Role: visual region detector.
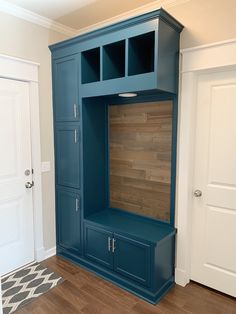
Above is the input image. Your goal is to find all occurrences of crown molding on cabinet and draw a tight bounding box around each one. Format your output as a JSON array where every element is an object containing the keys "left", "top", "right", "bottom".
[{"left": 0, "top": 0, "right": 77, "bottom": 36}]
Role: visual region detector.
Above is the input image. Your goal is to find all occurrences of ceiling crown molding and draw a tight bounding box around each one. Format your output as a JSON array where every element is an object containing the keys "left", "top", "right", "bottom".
[
  {"left": 0, "top": 0, "right": 189, "bottom": 38},
  {"left": 0, "top": 0, "right": 77, "bottom": 36},
  {"left": 74, "top": 0, "right": 189, "bottom": 37}
]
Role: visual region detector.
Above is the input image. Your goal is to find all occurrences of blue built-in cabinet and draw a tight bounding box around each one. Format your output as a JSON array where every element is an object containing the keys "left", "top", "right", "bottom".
[
  {"left": 84, "top": 224, "right": 152, "bottom": 286},
  {"left": 53, "top": 55, "right": 80, "bottom": 122},
  {"left": 56, "top": 187, "right": 81, "bottom": 255},
  {"left": 55, "top": 123, "right": 80, "bottom": 189},
  {"left": 50, "top": 8, "right": 183, "bottom": 304}
]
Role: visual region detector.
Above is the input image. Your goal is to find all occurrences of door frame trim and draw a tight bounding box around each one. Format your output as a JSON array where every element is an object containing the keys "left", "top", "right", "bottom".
[
  {"left": 0, "top": 54, "right": 45, "bottom": 262},
  {"left": 175, "top": 38, "right": 236, "bottom": 286}
]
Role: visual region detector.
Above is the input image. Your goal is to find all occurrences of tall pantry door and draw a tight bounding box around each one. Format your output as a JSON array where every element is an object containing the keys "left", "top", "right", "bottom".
[
  {"left": 0, "top": 78, "right": 34, "bottom": 276},
  {"left": 191, "top": 69, "right": 236, "bottom": 297}
]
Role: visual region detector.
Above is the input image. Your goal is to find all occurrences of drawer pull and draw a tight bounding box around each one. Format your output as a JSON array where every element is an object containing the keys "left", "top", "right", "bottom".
[
  {"left": 74, "top": 129, "right": 78, "bottom": 143},
  {"left": 75, "top": 198, "right": 80, "bottom": 212},
  {"left": 73, "top": 104, "right": 77, "bottom": 118},
  {"left": 108, "top": 237, "right": 112, "bottom": 252},
  {"left": 112, "top": 238, "right": 116, "bottom": 253}
]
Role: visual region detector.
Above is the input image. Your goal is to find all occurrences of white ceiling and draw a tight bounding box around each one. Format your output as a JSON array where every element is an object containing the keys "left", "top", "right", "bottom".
[{"left": 3, "top": 0, "right": 97, "bottom": 19}]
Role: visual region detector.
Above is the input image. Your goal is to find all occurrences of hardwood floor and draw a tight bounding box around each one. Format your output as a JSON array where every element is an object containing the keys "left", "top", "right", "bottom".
[{"left": 16, "top": 256, "right": 236, "bottom": 314}]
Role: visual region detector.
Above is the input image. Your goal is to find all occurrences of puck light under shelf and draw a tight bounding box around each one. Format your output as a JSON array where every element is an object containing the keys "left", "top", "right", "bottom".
[{"left": 118, "top": 93, "right": 137, "bottom": 97}]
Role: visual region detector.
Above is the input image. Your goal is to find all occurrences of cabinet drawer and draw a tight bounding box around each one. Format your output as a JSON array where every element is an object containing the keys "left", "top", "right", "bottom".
[
  {"left": 114, "top": 234, "right": 151, "bottom": 287},
  {"left": 55, "top": 123, "right": 80, "bottom": 189},
  {"left": 56, "top": 188, "right": 81, "bottom": 254},
  {"left": 84, "top": 225, "right": 113, "bottom": 269}
]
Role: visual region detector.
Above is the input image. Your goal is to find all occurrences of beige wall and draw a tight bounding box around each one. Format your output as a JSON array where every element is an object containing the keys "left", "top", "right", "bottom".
[
  {"left": 0, "top": 11, "right": 68, "bottom": 250},
  {"left": 57, "top": 0, "right": 153, "bottom": 29},
  {"left": 57, "top": 0, "right": 236, "bottom": 49},
  {"left": 168, "top": 0, "right": 236, "bottom": 49}
]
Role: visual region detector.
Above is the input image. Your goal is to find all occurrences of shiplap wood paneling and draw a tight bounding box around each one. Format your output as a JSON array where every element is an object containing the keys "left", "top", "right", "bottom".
[{"left": 109, "top": 100, "right": 172, "bottom": 221}]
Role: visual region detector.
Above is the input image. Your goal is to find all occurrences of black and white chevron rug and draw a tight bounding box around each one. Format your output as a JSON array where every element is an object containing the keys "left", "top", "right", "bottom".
[{"left": 1, "top": 262, "right": 63, "bottom": 314}]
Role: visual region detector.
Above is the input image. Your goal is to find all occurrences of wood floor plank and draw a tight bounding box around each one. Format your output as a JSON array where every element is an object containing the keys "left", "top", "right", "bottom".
[
  {"left": 81, "top": 283, "right": 133, "bottom": 313},
  {"left": 15, "top": 256, "right": 236, "bottom": 314}
]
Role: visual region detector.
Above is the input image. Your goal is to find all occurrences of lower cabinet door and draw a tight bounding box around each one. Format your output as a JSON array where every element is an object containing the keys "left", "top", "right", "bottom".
[
  {"left": 84, "top": 225, "right": 113, "bottom": 269},
  {"left": 113, "top": 234, "right": 151, "bottom": 287},
  {"left": 56, "top": 188, "right": 81, "bottom": 254}
]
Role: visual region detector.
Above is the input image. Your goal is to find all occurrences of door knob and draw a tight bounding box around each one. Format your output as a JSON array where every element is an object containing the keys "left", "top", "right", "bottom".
[
  {"left": 25, "top": 181, "right": 34, "bottom": 189},
  {"left": 194, "top": 189, "right": 202, "bottom": 197}
]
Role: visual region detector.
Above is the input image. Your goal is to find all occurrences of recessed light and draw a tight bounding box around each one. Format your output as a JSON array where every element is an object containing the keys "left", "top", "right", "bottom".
[{"left": 118, "top": 93, "right": 137, "bottom": 98}]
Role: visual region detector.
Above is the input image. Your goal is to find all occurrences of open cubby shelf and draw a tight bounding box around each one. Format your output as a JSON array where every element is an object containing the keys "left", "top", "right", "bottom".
[
  {"left": 103, "top": 40, "right": 125, "bottom": 80},
  {"left": 81, "top": 47, "right": 100, "bottom": 84},
  {"left": 128, "top": 31, "right": 155, "bottom": 76},
  {"left": 81, "top": 32, "right": 155, "bottom": 84}
]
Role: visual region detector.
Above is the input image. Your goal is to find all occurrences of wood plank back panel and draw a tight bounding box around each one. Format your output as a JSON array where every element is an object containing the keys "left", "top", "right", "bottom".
[{"left": 109, "top": 101, "right": 172, "bottom": 221}]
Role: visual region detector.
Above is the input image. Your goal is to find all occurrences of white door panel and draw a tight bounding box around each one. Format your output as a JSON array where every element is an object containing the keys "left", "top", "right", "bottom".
[
  {"left": 0, "top": 78, "right": 34, "bottom": 276},
  {"left": 206, "top": 206, "right": 236, "bottom": 273},
  {"left": 208, "top": 84, "right": 236, "bottom": 187},
  {"left": 191, "top": 70, "right": 236, "bottom": 297}
]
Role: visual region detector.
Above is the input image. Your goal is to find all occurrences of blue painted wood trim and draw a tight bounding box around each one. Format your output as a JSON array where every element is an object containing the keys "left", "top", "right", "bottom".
[
  {"left": 84, "top": 210, "right": 176, "bottom": 245},
  {"left": 106, "top": 91, "right": 174, "bottom": 105},
  {"left": 49, "top": 8, "right": 183, "bottom": 53},
  {"left": 80, "top": 72, "right": 157, "bottom": 97},
  {"left": 104, "top": 103, "right": 110, "bottom": 209}
]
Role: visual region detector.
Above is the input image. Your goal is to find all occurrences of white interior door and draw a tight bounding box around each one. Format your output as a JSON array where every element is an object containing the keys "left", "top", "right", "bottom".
[
  {"left": 191, "top": 69, "right": 236, "bottom": 297},
  {"left": 0, "top": 78, "right": 34, "bottom": 276}
]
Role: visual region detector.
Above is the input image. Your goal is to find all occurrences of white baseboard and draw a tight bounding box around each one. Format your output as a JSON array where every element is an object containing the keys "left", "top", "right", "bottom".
[
  {"left": 175, "top": 268, "right": 190, "bottom": 286},
  {"left": 35, "top": 247, "right": 46, "bottom": 262},
  {"left": 1, "top": 261, "right": 35, "bottom": 279},
  {"left": 35, "top": 246, "right": 56, "bottom": 262},
  {"left": 44, "top": 247, "right": 56, "bottom": 260}
]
